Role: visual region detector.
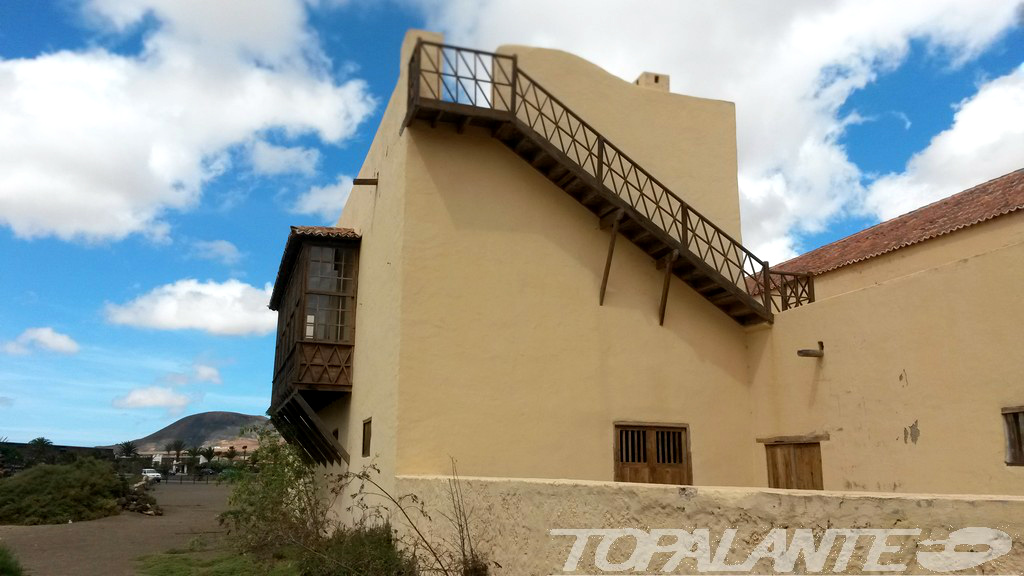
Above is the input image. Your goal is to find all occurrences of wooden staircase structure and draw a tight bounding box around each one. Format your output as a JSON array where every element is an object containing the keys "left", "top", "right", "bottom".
[{"left": 402, "top": 41, "right": 813, "bottom": 325}]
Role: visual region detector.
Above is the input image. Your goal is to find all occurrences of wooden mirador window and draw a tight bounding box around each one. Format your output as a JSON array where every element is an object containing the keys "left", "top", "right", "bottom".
[
  {"left": 614, "top": 422, "right": 692, "bottom": 485},
  {"left": 1003, "top": 407, "right": 1024, "bottom": 466},
  {"left": 304, "top": 246, "right": 358, "bottom": 344}
]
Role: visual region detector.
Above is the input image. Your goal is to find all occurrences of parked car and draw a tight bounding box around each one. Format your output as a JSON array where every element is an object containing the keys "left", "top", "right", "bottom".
[{"left": 141, "top": 468, "right": 163, "bottom": 483}]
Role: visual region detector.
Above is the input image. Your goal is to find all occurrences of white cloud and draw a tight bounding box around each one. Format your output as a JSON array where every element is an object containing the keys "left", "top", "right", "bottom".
[
  {"left": 866, "top": 65, "right": 1024, "bottom": 220},
  {"left": 192, "top": 239, "right": 243, "bottom": 266},
  {"left": 113, "top": 386, "right": 192, "bottom": 412},
  {"left": 410, "top": 0, "right": 1022, "bottom": 261},
  {"left": 251, "top": 140, "right": 320, "bottom": 175},
  {"left": 105, "top": 279, "right": 276, "bottom": 336},
  {"left": 159, "top": 361, "right": 223, "bottom": 386},
  {"left": 193, "top": 363, "right": 222, "bottom": 384},
  {"left": 0, "top": 0, "right": 374, "bottom": 242},
  {"left": 292, "top": 174, "right": 353, "bottom": 222},
  {"left": 2, "top": 327, "right": 80, "bottom": 355}
]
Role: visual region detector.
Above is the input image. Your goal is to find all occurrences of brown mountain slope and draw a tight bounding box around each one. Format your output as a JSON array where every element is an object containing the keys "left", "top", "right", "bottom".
[{"left": 128, "top": 411, "right": 269, "bottom": 453}]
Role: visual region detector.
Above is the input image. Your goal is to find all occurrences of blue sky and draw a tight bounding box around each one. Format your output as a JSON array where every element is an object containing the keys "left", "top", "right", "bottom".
[{"left": 1, "top": 1, "right": 1021, "bottom": 445}]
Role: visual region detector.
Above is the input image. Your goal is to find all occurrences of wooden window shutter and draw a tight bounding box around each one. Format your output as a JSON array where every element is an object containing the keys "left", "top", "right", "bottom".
[{"left": 614, "top": 423, "right": 692, "bottom": 485}]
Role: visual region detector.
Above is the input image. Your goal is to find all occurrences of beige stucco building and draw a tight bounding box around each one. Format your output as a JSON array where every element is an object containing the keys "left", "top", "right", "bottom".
[{"left": 268, "top": 29, "right": 1024, "bottom": 503}]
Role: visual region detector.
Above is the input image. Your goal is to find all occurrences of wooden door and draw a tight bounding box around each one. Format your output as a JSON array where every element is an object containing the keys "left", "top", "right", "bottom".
[
  {"left": 765, "top": 442, "right": 823, "bottom": 489},
  {"left": 614, "top": 424, "right": 692, "bottom": 485}
]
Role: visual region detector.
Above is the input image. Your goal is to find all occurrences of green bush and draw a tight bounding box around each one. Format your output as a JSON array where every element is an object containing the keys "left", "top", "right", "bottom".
[
  {"left": 0, "top": 543, "right": 25, "bottom": 575},
  {"left": 303, "top": 523, "right": 418, "bottom": 576},
  {"left": 0, "top": 458, "right": 125, "bottom": 525}
]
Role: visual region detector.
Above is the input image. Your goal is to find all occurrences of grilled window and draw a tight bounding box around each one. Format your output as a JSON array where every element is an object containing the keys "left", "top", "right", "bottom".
[{"left": 614, "top": 423, "right": 691, "bottom": 485}]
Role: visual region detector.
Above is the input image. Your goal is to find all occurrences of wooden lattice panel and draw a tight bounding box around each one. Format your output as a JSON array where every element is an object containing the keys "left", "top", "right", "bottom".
[{"left": 296, "top": 342, "right": 353, "bottom": 387}]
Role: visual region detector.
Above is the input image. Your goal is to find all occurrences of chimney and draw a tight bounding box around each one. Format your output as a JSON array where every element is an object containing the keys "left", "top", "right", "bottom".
[{"left": 633, "top": 72, "right": 670, "bottom": 92}]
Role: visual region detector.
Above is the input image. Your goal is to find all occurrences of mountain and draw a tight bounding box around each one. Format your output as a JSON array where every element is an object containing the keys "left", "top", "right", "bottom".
[{"left": 128, "top": 411, "right": 269, "bottom": 453}]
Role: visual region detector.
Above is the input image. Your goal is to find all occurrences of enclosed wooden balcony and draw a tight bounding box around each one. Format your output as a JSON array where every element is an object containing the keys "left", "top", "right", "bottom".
[{"left": 268, "top": 226, "right": 359, "bottom": 466}]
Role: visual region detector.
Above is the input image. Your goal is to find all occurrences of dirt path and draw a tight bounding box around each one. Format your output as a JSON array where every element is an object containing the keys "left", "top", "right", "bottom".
[{"left": 0, "top": 481, "right": 232, "bottom": 576}]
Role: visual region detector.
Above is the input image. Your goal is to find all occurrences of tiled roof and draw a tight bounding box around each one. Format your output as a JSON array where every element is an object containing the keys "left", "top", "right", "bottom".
[
  {"left": 776, "top": 169, "right": 1024, "bottom": 275},
  {"left": 269, "top": 226, "right": 361, "bottom": 310},
  {"left": 289, "top": 225, "right": 361, "bottom": 239}
]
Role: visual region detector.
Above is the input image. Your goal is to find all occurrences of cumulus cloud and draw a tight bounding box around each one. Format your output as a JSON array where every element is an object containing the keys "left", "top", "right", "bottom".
[
  {"left": 865, "top": 65, "right": 1024, "bottom": 220},
  {"left": 292, "top": 175, "right": 353, "bottom": 222},
  {"left": 0, "top": 0, "right": 374, "bottom": 242},
  {"left": 410, "top": 0, "right": 1022, "bottom": 260},
  {"left": 113, "top": 386, "right": 192, "bottom": 413},
  {"left": 105, "top": 279, "right": 276, "bottom": 336},
  {"left": 160, "top": 361, "right": 223, "bottom": 386},
  {"left": 191, "top": 239, "right": 243, "bottom": 266},
  {"left": 2, "top": 327, "right": 80, "bottom": 355},
  {"left": 251, "top": 140, "right": 320, "bottom": 175},
  {"left": 192, "top": 363, "right": 222, "bottom": 384}
]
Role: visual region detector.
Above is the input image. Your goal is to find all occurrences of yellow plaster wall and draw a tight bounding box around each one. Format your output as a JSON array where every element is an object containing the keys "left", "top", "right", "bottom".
[
  {"left": 393, "top": 120, "right": 755, "bottom": 486},
  {"left": 328, "top": 30, "right": 446, "bottom": 493},
  {"left": 500, "top": 45, "right": 743, "bottom": 241},
  {"left": 749, "top": 230, "right": 1024, "bottom": 494},
  {"left": 812, "top": 211, "right": 1024, "bottom": 299}
]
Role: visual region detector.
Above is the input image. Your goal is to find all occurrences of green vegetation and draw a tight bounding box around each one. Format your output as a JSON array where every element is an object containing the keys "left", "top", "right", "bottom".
[
  {"left": 0, "top": 458, "right": 125, "bottom": 525},
  {"left": 0, "top": 543, "right": 25, "bottom": 576},
  {"left": 137, "top": 548, "right": 300, "bottom": 576},
  {"left": 218, "top": 425, "right": 488, "bottom": 576},
  {"left": 116, "top": 440, "right": 140, "bottom": 459}
]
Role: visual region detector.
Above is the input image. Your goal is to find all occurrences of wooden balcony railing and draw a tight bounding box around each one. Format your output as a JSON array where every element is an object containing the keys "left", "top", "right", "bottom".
[
  {"left": 271, "top": 340, "right": 353, "bottom": 411},
  {"left": 404, "top": 41, "right": 814, "bottom": 323}
]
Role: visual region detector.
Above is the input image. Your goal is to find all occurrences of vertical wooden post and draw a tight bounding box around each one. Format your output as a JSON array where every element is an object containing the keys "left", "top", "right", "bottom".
[
  {"left": 509, "top": 55, "right": 518, "bottom": 117},
  {"left": 600, "top": 210, "right": 624, "bottom": 306},
  {"left": 597, "top": 137, "right": 605, "bottom": 187},
  {"left": 762, "top": 261, "right": 772, "bottom": 314},
  {"left": 659, "top": 250, "right": 679, "bottom": 325},
  {"left": 680, "top": 205, "right": 689, "bottom": 251}
]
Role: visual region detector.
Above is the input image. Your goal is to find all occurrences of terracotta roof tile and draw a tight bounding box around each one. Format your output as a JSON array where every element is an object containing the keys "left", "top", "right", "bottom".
[
  {"left": 776, "top": 169, "right": 1024, "bottom": 275},
  {"left": 269, "top": 226, "right": 361, "bottom": 310}
]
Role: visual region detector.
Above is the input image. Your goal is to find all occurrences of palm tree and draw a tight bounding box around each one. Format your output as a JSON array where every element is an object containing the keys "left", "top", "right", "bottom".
[
  {"left": 225, "top": 446, "right": 238, "bottom": 461},
  {"left": 169, "top": 439, "right": 187, "bottom": 463},
  {"left": 116, "top": 440, "right": 139, "bottom": 459},
  {"left": 27, "top": 437, "right": 53, "bottom": 465},
  {"left": 200, "top": 446, "right": 215, "bottom": 466},
  {"left": 187, "top": 445, "right": 202, "bottom": 474}
]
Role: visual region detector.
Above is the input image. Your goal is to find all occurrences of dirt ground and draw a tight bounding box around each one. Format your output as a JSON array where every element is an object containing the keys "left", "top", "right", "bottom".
[{"left": 0, "top": 480, "right": 232, "bottom": 576}]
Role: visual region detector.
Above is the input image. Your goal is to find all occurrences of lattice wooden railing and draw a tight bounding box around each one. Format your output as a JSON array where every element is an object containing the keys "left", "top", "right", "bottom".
[{"left": 406, "top": 41, "right": 813, "bottom": 318}]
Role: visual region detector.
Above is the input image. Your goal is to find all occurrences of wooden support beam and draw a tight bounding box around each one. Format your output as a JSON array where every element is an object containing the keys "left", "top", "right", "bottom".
[
  {"left": 659, "top": 250, "right": 679, "bottom": 325},
  {"left": 457, "top": 116, "right": 472, "bottom": 134},
  {"left": 599, "top": 210, "right": 624, "bottom": 306},
  {"left": 352, "top": 178, "right": 378, "bottom": 186},
  {"left": 599, "top": 208, "right": 624, "bottom": 230}
]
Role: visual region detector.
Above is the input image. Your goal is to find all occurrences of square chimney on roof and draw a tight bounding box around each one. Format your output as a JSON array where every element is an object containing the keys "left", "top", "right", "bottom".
[{"left": 634, "top": 72, "right": 670, "bottom": 92}]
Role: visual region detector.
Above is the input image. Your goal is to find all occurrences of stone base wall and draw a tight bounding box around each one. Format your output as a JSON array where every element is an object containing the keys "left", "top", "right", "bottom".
[{"left": 395, "top": 475, "right": 1024, "bottom": 576}]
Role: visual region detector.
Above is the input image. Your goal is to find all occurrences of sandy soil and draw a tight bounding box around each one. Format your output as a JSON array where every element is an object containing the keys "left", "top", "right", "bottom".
[{"left": 0, "top": 480, "right": 231, "bottom": 576}]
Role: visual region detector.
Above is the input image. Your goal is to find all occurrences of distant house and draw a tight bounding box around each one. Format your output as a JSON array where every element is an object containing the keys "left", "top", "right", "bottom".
[{"left": 267, "top": 30, "right": 1024, "bottom": 501}]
